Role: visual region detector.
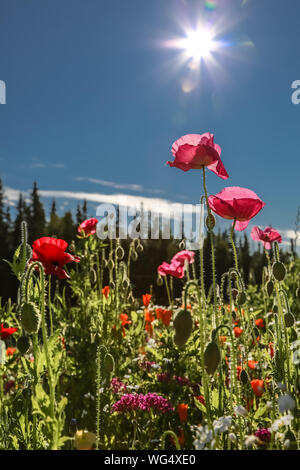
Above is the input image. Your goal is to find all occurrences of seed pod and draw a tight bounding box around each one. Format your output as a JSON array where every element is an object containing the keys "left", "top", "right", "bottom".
[
  {"left": 17, "top": 335, "right": 31, "bottom": 354},
  {"left": 179, "top": 240, "right": 185, "bottom": 250},
  {"left": 237, "top": 291, "right": 247, "bottom": 306},
  {"left": 173, "top": 309, "right": 193, "bottom": 349},
  {"left": 204, "top": 341, "right": 221, "bottom": 375},
  {"left": 107, "top": 258, "right": 114, "bottom": 271},
  {"left": 266, "top": 280, "right": 274, "bottom": 297},
  {"left": 272, "top": 261, "right": 286, "bottom": 281},
  {"left": 104, "top": 353, "right": 115, "bottom": 373},
  {"left": 116, "top": 245, "right": 125, "bottom": 260},
  {"left": 206, "top": 213, "right": 216, "bottom": 231},
  {"left": 284, "top": 312, "right": 295, "bottom": 328},
  {"left": 21, "top": 302, "right": 41, "bottom": 334},
  {"left": 240, "top": 369, "right": 249, "bottom": 385},
  {"left": 131, "top": 250, "right": 138, "bottom": 262},
  {"left": 89, "top": 268, "right": 97, "bottom": 285},
  {"left": 156, "top": 275, "right": 163, "bottom": 287}
]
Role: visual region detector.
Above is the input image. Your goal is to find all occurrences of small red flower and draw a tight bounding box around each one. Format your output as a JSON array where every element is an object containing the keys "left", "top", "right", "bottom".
[
  {"left": 78, "top": 218, "right": 99, "bottom": 236},
  {"left": 251, "top": 379, "right": 264, "bottom": 397},
  {"left": 219, "top": 335, "right": 227, "bottom": 344},
  {"left": 1, "top": 324, "right": 18, "bottom": 340},
  {"left": 142, "top": 294, "right": 152, "bottom": 308},
  {"left": 195, "top": 395, "right": 206, "bottom": 406},
  {"left": 32, "top": 237, "right": 80, "bottom": 279},
  {"left": 248, "top": 360, "right": 258, "bottom": 370},
  {"left": 237, "top": 366, "right": 242, "bottom": 380},
  {"left": 177, "top": 403, "right": 188, "bottom": 422},
  {"left": 234, "top": 327, "right": 243, "bottom": 338},
  {"left": 120, "top": 313, "right": 131, "bottom": 337},
  {"left": 255, "top": 318, "right": 265, "bottom": 329},
  {"left": 6, "top": 347, "right": 16, "bottom": 357},
  {"left": 156, "top": 308, "right": 172, "bottom": 326},
  {"left": 269, "top": 342, "right": 274, "bottom": 358},
  {"left": 145, "top": 310, "right": 155, "bottom": 323},
  {"left": 102, "top": 286, "right": 110, "bottom": 298}
]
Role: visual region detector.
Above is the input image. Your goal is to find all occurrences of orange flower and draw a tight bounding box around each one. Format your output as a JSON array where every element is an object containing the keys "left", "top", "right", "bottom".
[
  {"left": 181, "top": 304, "right": 192, "bottom": 310},
  {"left": 142, "top": 294, "right": 152, "bottom": 307},
  {"left": 177, "top": 403, "right": 188, "bottom": 422},
  {"left": 251, "top": 379, "right": 264, "bottom": 397},
  {"left": 6, "top": 347, "right": 16, "bottom": 357},
  {"left": 234, "top": 327, "right": 243, "bottom": 338},
  {"left": 145, "top": 309, "right": 155, "bottom": 323},
  {"left": 120, "top": 313, "right": 131, "bottom": 337},
  {"left": 102, "top": 286, "right": 110, "bottom": 298},
  {"left": 255, "top": 318, "right": 265, "bottom": 329},
  {"left": 219, "top": 335, "right": 227, "bottom": 344},
  {"left": 269, "top": 342, "right": 274, "bottom": 358},
  {"left": 248, "top": 360, "right": 258, "bottom": 370},
  {"left": 195, "top": 395, "right": 206, "bottom": 406},
  {"left": 178, "top": 428, "right": 185, "bottom": 446},
  {"left": 236, "top": 366, "right": 242, "bottom": 380},
  {"left": 156, "top": 308, "right": 172, "bottom": 326},
  {"left": 145, "top": 322, "right": 153, "bottom": 336}
]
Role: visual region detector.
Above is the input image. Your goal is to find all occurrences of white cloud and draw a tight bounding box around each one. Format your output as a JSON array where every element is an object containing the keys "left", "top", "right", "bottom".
[{"left": 74, "top": 176, "right": 165, "bottom": 195}]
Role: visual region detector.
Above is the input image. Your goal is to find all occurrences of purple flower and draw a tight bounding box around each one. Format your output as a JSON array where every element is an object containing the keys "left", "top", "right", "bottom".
[
  {"left": 173, "top": 375, "right": 190, "bottom": 386},
  {"left": 254, "top": 428, "right": 271, "bottom": 443},
  {"left": 110, "top": 378, "right": 127, "bottom": 395},
  {"left": 112, "top": 393, "right": 174, "bottom": 414}
]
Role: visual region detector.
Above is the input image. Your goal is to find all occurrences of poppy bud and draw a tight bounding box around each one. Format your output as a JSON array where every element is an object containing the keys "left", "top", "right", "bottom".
[
  {"left": 69, "top": 240, "right": 76, "bottom": 254},
  {"left": 240, "top": 369, "right": 249, "bottom": 384},
  {"left": 122, "top": 277, "right": 130, "bottom": 289},
  {"left": 17, "top": 335, "right": 31, "bottom": 355},
  {"left": 206, "top": 213, "right": 216, "bottom": 231},
  {"left": 237, "top": 291, "right": 247, "bottom": 306},
  {"left": 131, "top": 250, "right": 138, "bottom": 262},
  {"left": 284, "top": 312, "right": 295, "bottom": 328},
  {"left": 173, "top": 309, "right": 193, "bottom": 349},
  {"left": 156, "top": 275, "right": 163, "bottom": 286},
  {"left": 204, "top": 341, "right": 221, "bottom": 375},
  {"left": 179, "top": 240, "right": 185, "bottom": 250},
  {"left": 232, "top": 288, "right": 238, "bottom": 300},
  {"left": 104, "top": 353, "right": 115, "bottom": 373},
  {"left": 290, "top": 328, "right": 297, "bottom": 342},
  {"left": 116, "top": 245, "right": 124, "bottom": 260},
  {"left": 107, "top": 258, "right": 114, "bottom": 271},
  {"left": 21, "top": 302, "right": 41, "bottom": 334},
  {"left": 272, "top": 261, "right": 286, "bottom": 281},
  {"left": 273, "top": 304, "right": 278, "bottom": 314},
  {"left": 266, "top": 280, "right": 274, "bottom": 297}
]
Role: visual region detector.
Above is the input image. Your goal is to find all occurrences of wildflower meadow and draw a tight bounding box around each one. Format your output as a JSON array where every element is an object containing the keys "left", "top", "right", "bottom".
[{"left": 0, "top": 132, "right": 299, "bottom": 451}]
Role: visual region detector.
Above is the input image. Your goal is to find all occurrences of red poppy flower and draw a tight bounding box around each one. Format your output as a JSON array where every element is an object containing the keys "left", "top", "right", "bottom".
[
  {"left": 142, "top": 294, "right": 152, "bottom": 308},
  {"left": 177, "top": 403, "right": 188, "bottom": 422},
  {"left": 248, "top": 360, "right": 258, "bottom": 370},
  {"left": 208, "top": 187, "right": 265, "bottom": 231},
  {"left": 234, "top": 327, "right": 243, "bottom": 338},
  {"left": 102, "top": 286, "right": 110, "bottom": 298},
  {"left": 6, "top": 347, "right": 16, "bottom": 357},
  {"left": 195, "top": 395, "right": 206, "bottom": 406},
  {"left": 251, "top": 226, "right": 282, "bottom": 250},
  {"left": 167, "top": 133, "right": 229, "bottom": 179},
  {"left": 269, "top": 342, "right": 274, "bottom": 358},
  {"left": 1, "top": 324, "right": 18, "bottom": 340},
  {"left": 32, "top": 237, "right": 80, "bottom": 279},
  {"left": 120, "top": 313, "right": 131, "bottom": 337},
  {"left": 145, "top": 310, "right": 155, "bottom": 323},
  {"left": 255, "top": 318, "right": 265, "bottom": 329},
  {"left": 237, "top": 366, "right": 242, "bottom": 380},
  {"left": 251, "top": 379, "right": 264, "bottom": 397},
  {"left": 156, "top": 308, "right": 172, "bottom": 326},
  {"left": 78, "top": 218, "right": 99, "bottom": 237}
]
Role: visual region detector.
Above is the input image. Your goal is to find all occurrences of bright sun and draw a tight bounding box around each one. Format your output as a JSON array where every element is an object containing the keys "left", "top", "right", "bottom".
[{"left": 181, "top": 29, "right": 214, "bottom": 59}]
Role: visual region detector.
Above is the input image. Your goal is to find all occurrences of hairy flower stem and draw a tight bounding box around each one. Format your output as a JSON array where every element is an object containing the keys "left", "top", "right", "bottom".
[
  {"left": 96, "top": 345, "right": 106, "bottom": 450},
  {"left": 199, "top": 196, "right": 206, "bottom": 308},
  {"left": 202, "top": 168, "right": 217, "bottom": 326},
  {"left": 48, "top": 275, "right": 53, "bottom": 336},
  {"left": 164, "top": 276, "right": 172, "bottom": 308},
  {"left": 161, "top": 430, "right": 180, "bottom": 450},
  {"left": 230, "top": 219, "right": 239, "bottom": 272}
]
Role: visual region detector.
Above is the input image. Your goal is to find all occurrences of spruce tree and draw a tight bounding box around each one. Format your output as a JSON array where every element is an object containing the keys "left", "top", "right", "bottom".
[{"left": 28, "top": 181, "right": 46, "bottom": 244}]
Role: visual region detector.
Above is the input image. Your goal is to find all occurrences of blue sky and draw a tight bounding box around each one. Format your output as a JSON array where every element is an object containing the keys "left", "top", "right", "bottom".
[{"left": 0, "top": 0, "right": 299, "bottom": 247}]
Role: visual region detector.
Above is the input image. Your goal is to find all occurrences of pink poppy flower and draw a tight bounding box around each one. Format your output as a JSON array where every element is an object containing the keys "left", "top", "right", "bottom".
[
  {"left": 208, "top": 186, "right": 265, "bottom": 231},
  {"left": 158, "top": 261, "right": 184, "bottom": 279},
  {"left": 167, "top": 133, "right": 229, "bottom": 179},
  {"left": 250, "top": 226, "right": 282, "bottom": 250},
  {"left": 171, "top": 250, "right": 195, "bottom": 265},
  {"left": 78, "top": 218, "right": 99, "bottom": 236}
]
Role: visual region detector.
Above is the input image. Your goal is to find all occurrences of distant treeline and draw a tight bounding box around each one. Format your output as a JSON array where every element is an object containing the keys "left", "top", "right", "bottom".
[{"left": 0, "top": 178, "right": 295, "bottom": 303}]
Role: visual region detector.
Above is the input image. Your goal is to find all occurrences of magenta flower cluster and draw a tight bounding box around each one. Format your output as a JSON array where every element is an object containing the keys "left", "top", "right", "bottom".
[
  {"left": 110, "top": 378, "right": 127, "bottom": 395},
  {"left": 112, "top": 393, "right": 174, "bottom": 414},
  {"left": 254, "top": 428, "right": 271, "bottom": 443}
]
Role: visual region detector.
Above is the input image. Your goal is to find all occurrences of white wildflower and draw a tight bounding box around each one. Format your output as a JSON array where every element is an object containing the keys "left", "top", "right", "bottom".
[
  {"left": 213, "top": 416, "right": 232, "bottom": 434},
  {"left": 271, "top": 413, "right": 294, "bottom": 432},
  {"left": 192, "top": 425, "right": 213, "bottom": 450},
  {"left": 234, "top": 405, "right": 248, "bottom": 417},
  {"left": 244, "top": 435, "right": 258, "bottom": 447},
  {"left": 229, "top": 433, "right": 237, "bottom": 442}
]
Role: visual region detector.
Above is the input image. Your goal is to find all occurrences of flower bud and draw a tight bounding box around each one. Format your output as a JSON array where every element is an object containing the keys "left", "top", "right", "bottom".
[
  {"left": 104, "top": 353, "right": 115, "bottom": 373},
  {"left": 116, "top": 245, "right": 124, "bottom": 260},
  {"left": 89, "top": 268, "right": 97, "bottom": 285},
  {"left": 156, "top": 275, "right": 163, "bottom": 286},
  {"left": 237, "top": 291, "right": 247, "bottom": 306},
  {"left": 206, "top": 214, "right": 216, "bottom": 231},
  {"left": 107, "top": 258, "right": 114, "bottom": 271},
  {"left": 240, "top": 369, "right": 249, "bottom": 385},
  {"left": 266, "top": 280, "right": 274, "bottom": 297},
  {"left": 17, "top": 335, "right": 31, "bottom": 355},
  {"left": 131, "top": 250, "right": 138, "bottom": 262},
  {"left": 284, "top": 312, "right": 295, "bottom": 328},
  {"left": 272, "top": 261, "right": 286, "bottom": 281},
  {"left": 173, "top": 309, "right": 193, "bottom": 349},
  {"left": 136, "top": 242, "right": 144, "bottom": 253},
  {"left": 21, "top": 302, "right": 41, "bottom": 334},
  {"left": 204, "top": 341, "right": 221, "bottom": 375}
]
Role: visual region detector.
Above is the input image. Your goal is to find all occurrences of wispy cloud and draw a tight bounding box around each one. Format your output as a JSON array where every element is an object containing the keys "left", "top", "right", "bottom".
[
  {"left": 74, "top": 176, "right": 165, "bottom": 195},
  {"left": 30, "top": 158, "right": 66, "bottom": 169}
]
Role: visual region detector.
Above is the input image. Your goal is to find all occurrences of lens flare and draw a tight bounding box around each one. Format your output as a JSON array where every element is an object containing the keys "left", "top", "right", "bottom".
[{"left": 180, "top": 29, "right": 215, "bottom": 59}]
